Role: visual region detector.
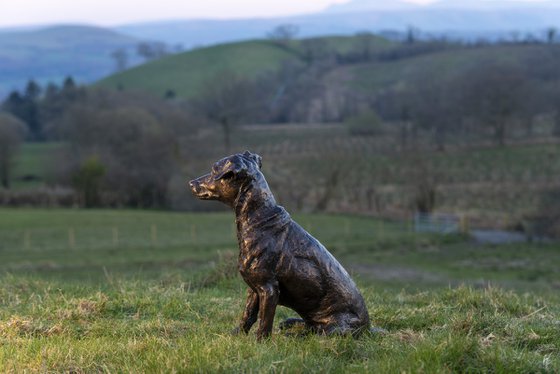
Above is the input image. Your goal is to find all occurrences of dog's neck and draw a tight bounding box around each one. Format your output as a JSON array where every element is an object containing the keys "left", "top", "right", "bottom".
[
  {"left": 233, "top": 173, "right": 288, "bottom": 238},
  {"left": 234, "top": 174, "right": 275, "bottom": 220}
]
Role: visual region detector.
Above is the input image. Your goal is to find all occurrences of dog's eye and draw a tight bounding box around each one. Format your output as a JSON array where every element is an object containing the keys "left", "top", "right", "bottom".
[{"left": 220, "top": 171, "right": 234, "bottom": 180}]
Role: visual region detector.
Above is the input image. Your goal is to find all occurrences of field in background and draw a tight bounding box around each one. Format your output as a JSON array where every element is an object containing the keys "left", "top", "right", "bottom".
[
  {"left": 188, "top": 123, "right": 560, "bottom": 228},
  {"left": 12, "top": 122, "right": 560, "bottom": 228},
  {"left": 1, "top": 208, "right": 559, "bottom": 371},
  {"left": 2, "top": 208, "right": 559, "bottom": 292},
  {"left": 12, "top": 142, "right": 64, "bottom": 189}
]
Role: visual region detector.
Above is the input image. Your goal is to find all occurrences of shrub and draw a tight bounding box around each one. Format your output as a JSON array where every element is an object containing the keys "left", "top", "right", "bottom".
[{"left": 345, "top": 110, "right": 385, "bottom": 136}]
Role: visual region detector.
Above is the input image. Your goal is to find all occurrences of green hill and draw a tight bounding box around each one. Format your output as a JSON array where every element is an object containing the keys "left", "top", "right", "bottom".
[
  {"left": 98, "top": 36, "right": 556, "bottom": 102},
  {"left": 99, "top": 40, "right": 301, "bottom": 97},
  {"left": 97, "top": 36, "right": 394, "bottom": 98},
  {"left": 341, "top": 44, "right": 551, "bottom": 93}
]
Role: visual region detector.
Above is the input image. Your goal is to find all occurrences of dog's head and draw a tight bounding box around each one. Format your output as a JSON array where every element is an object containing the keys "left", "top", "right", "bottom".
[{"left": 189, "top": 151, "right": 263, "bottom": 205}]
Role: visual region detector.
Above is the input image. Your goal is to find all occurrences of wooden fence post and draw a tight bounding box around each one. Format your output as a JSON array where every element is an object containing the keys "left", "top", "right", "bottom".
[
  {"left": 68, "top": 228, "right": 75, "bottom": 249},
  {"left": 112, "top": 227, "right": 119, "bottom": 247},
  {"left": 191, "top": 225, "right": 197, "bottom": 243},
  {"left": 23, "top": 230, "right": 31, "bottom": 250},
  {"left": 151, "top": 224, "right": 158, "bottom": 247},
  {"left": 344, "top": 219, "right": 350, "bottom": 237}
]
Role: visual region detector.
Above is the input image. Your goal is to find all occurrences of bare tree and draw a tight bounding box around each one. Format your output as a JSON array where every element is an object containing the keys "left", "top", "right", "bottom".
[
  {"left": 111, "top": 48, "right": 128, "bottom": 72},
  {"left": 460, "top": 63, "right": 526, "bottom": 146},
  {"left": 137, "top": 42, "right": 168, "bottom": 62},
  {"left": 546, "top": 27, "right": 557, "bottom": 44},
  {"left": 0, "top": 113, "right": 26, "bottom": 188},
  {"left": 554, "top": 111, "right": 560, "bottom": 137},
  {"left": 404, "top": 153, "right": 439, "bottom": 213},
  {"left": 192, "top": 72, "right": 256, "bottom": 153},
  {"left": 405, "top": 26, "right": 421, "bottom": 44},
  {"left": 406, "top": 74, "right": 460, "bottom": 151},
  {"left": 268, "top": 24, "right": 299, "bottom": 46},
  {"left": 301, "top": 38, "right": 329, "bottom": 65},
  {"left": 355, "top": 31, "right": 376, "bottom": 61},
  {"left": 315, "top": 166, "right": 343, "bottom": 212}
]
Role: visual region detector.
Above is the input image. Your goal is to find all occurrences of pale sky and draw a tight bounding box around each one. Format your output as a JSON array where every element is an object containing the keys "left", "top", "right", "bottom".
[
  {"left": 0, "top": 0, "right": 428, "bottom": 28},
  {"left": 0, "top": 0, "right": 550, "bottom": 28}
]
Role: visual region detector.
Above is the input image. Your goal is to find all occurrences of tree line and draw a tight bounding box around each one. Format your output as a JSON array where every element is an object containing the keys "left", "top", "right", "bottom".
[
  {"left": 0, "top": 81, "right": 198, "bottom": 207},
  {"left": 184, "top": 33, "right": 560, "bottom": 153}
]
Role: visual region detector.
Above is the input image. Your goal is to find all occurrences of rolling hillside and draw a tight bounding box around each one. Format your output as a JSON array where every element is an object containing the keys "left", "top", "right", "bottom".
[
  {"left": 97, "top": 35, "right": 557, "bottom": 102},
  {"left": 340, "top": 44, "right": 557, "bottom": 93},
  {"left": 97, "top": 36, "right": 393, "bottom": 98},
  {"left": 0, "top": 25, "right": 142, "bottom": 98},
  {"left": 98, "top": 40, "right": 301, "bottom": 98}
]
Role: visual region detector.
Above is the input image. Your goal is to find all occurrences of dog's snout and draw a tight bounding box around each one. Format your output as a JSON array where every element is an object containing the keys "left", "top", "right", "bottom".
[
  {"left": 189, "top": 174, "right": 218, "bottom": 200},
  {"left": 188, "top": 180, "right": 196, "bottom": 193}
]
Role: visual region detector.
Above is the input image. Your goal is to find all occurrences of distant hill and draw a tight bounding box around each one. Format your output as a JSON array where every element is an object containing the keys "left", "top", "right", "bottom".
[
  {"left": 116, "top": 7, "right": 560, "bottom": 49},
  {"left": 97, "top": 36, "right": 393, "bottom": 98},
  {"left": 0, "top": 25, "right": 142, "bottom": 98},
  {"left": 326, "top": 0, "right": 560, "bottom": 12},
  {"left": 3, "top": 2, "right": 559, "bottom": 100}
]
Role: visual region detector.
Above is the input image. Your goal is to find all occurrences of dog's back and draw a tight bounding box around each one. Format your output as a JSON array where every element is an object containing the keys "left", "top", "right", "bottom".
[{"left": 275, "top": 219, "right": 370, "bottom": 333}]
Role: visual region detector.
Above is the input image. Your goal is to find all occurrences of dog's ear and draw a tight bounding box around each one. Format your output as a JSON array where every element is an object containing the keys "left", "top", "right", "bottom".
[
  {"left": 214, "top": 159, "right": 244, "bottom": 181},
  {"left": 243, "top": 150, "right": 262, "bottom": 169}
]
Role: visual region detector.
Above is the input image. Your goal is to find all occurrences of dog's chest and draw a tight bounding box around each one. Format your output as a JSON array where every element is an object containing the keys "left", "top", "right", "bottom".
[{"left": 237, "top": 233, "right": 279, "bottom": 283}]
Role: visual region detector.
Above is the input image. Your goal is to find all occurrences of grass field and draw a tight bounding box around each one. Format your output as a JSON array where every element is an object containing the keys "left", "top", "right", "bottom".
[
  {"left": 1, "top": 208, "right": 559, "bottom": 372},
  {"left": 12, "top": 142, "right": 65, "bottom": 190}
]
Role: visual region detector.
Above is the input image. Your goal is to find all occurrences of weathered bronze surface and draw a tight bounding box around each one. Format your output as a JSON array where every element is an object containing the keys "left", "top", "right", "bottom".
[{"left": 189, "top": 151, "right": 371, "bottom": 340}]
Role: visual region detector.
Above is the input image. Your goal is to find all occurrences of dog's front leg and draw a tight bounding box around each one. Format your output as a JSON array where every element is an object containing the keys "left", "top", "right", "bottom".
[
  {"left": 256, "top": 282, "right": 279, "bottom": 340},
  {"left": 238, "top": 288, "right": 259, "bottom": 334}
]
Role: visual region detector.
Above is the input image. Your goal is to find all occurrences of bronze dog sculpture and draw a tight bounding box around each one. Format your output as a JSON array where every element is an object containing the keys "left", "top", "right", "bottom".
[{"left": 189, "top": 151, "right": 371, "bottom": 340}]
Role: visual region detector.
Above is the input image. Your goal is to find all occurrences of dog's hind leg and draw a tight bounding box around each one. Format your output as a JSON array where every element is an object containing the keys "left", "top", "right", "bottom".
[
  {"left": 279, "top": 318, "right": 311, "bottom": 337},
  {"left": 279, "top": 318, "right": 306, "bottom": 330}
]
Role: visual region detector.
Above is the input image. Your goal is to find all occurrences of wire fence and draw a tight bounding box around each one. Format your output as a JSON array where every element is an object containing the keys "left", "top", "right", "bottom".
[
  {"left": 413, "top": 213, "right": 469, "bottom": 234},
  {"left": 0, "top": 217, "right": 423, "bottom": 254},
  {"left": 0, "top": 223, "right": 239, "bottom": 253},
  {"left": 0, "top": 213, "right": 540, "bottom": 256}
]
